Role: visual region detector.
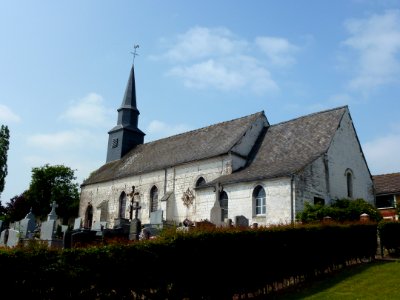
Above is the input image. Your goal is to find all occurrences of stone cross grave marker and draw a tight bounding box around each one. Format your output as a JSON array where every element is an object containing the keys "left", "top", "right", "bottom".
[{"left": 48, "top": 201, "right": 58, "bottom": 221}]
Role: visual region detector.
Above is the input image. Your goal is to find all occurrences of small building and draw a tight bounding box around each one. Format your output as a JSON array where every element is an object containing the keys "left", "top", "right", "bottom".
[{"left": 373, "top": 173, "right": 400, "bottom": 220}]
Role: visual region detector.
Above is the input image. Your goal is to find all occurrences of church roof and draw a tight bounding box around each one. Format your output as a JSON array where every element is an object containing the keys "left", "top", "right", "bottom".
[
  {"left": 83, "top": 111, "right": 266, "bottom": 185},
  {"left": 372, "top": 173, "right": 400, "bottom": 195},
  {"left": 206, "top": 106, "right": 348, "bottom": 186}
]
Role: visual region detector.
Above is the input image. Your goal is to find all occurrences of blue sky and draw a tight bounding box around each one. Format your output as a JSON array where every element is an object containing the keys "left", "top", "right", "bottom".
[{"left": 1, "top": 0, "right": 400, "bottom": 205}]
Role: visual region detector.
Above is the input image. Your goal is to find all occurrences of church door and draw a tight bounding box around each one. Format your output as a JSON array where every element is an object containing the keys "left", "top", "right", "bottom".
[{"left": 84, "top": 204, "right": 93, "bottom": 229}]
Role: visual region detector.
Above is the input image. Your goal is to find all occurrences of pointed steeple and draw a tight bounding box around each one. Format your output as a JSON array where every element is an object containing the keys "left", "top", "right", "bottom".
[
  {"left": 117, "top": 65, "right": 140, "bottom": 128},
  {"left": 106, "top": 65, "right": 145, "bottom": 163}
]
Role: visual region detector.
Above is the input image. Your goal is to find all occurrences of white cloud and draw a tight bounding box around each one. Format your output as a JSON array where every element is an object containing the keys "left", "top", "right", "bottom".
[
  {"left": 343, "top": 10, "right": 400, "bottom": 91},
  {"left": 60, "top": 93, "right": 112, "bottom": 127},
  {"left": 255, "top": 36, "right": 299, "bottom": 66},
  {"left": 158, "top": 26, "right": 300, "bottom": 94},
  {"left": 27, "top": 129, "right": 97, "bottom": 150},
  {"left": 0, "top": 104, "right": 21, "bottom": 123},
  {"left": 363, "top": 133, "right": 400, "bottom": 174},
  {"left": 163, "top": 26, "right": 247, "bottom": 62},
  {"left": 146, "top": 120, "right": 192, "bottom": 141},
  {"left": 168, "top": 56, "right": 278, "bottom": 94}
]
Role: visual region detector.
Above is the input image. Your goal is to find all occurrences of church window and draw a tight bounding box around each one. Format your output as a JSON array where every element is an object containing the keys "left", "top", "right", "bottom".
[
  {"left": 314, "top": 197, "right": 325, "bottom": 206},
  {"left": 119, "top": 192, "right": 127, "bottom": 219},
  {"left": 346, "top": 169, "right": 353, "bottom": 198},
  {"left": 195, "top": 177, "right": 206, "bottom": 187},
  {"left": 253, "top": 186, "right": 266, "bottom": 215},
  {"left": 376, "top": 195, "right": 395, "bottom": 208},
  {"left": 112, "top": 138, "right": 118, "bottom": 148},
  {"left": 150, "top": 186, "right": 159, "bottom": 213},
  {"left": 219, "top": 191, "right": 228, "bottom": 222}
]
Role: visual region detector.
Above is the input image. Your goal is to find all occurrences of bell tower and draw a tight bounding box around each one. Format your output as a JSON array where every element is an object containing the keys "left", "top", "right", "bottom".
[{"left": 106, "top": 64, "right": 145, "bottom": 163}]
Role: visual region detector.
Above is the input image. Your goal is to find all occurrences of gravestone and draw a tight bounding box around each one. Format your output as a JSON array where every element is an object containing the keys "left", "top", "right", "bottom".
[
  {"left": 210, "top": 202, "right": 222, "bottom": 226},
  {"left": 129, "top": 202, "right": 142, "bottom": 241},
  {"left": 92, "top": 221, "right": 107, "bottom": 237},
  {"left": 19, "top": 208, "right": 37, "bottom": 239},
  {"left": 0, "top": 229, "right": 9, "bottom": 246},
  {"left": 129, "top": 218, "right": 141, "bottom": 241},
  {"left": 150, "top": 209, "right": 163, "bottom": 226},
  {"left": 73, "top": 217, "right": 82, "bottom": 230},
  {"left": 48, "top": 201, "right": 58, "bottom": 221},
  {"left": 6, "top": 229, "right": 20, "bottom": 247},
  {"left": 235, "top": 215, "right": 249, "bottom": 227},
  {"left": 40, "top": 220, "right": 56, "bottom": 241}
]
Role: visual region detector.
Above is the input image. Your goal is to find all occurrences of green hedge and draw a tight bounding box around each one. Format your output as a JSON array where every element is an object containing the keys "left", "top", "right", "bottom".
[
  {"left": 0, "top": 223, "right": 377, "bottom": 299},
  {"left": 378, "top": 221, "right": 400, "bottom": 255}
]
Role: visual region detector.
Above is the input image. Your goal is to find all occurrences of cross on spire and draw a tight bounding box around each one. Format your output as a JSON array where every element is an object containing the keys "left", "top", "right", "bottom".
[{"left": 130, "top": 44, "right": 139, "bottom": 65}]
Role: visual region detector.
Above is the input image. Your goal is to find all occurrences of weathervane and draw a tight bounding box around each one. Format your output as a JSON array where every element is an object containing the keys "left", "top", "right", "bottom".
[{"left": 131, "top": 44, "right": 139, "bottom": 65}]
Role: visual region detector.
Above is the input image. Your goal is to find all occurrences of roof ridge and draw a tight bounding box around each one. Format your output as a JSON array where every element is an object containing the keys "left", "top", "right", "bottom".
[
  {"left": 144, "top": 111, "right": 265, "bottom": 145},
  {"left": 373, "top": 172, "right": 400, "bottom": 177},
  {"left": 270, "top": 105, "right": 348, "bottom": 127}
]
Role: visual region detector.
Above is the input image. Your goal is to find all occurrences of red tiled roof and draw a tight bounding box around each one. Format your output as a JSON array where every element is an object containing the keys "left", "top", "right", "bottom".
[{"left": 373, "top": 173, "right": 400, "bottom": 195}]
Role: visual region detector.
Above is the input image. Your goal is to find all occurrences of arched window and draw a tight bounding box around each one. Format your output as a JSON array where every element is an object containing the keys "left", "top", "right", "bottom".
[
  {"left": 119, "top": 192, "right": 127, "bottom": 219},
  {"left": 219, "top": 191, "right": 228, "bottom": 222},
  {"left": 84, "top": 204, "right": 93, "bottom": 229},
  {"left": 195, "top": 177, "right": 206, "bottom": 187},
  {"left": 346, "top": 170, "right": 353, "bottom": 198},
  {"left": 253, "top": 186, "right": 266, "bottom": 215},
  {"left": 150, "top": 186, "right": 158, "bottom": 213}
]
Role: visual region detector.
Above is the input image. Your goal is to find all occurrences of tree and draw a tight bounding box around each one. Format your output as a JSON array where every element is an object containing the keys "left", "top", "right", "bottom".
[
  {"left": 27, "top": 164, "right": 80, "bottom": 224},
  {"left": 4, "top": 192, "right": 31, "bottom": 223},
  {"left": 0, "top": 125, "right": 10, "bottom": 199}
]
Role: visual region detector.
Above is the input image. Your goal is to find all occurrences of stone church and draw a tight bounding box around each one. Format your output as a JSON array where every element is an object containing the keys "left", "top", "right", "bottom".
[{"left": 78, "top": 65, "right": 374, "bottom": 229}]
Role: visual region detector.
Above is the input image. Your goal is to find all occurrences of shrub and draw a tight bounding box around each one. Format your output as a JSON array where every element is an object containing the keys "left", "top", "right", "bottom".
[{"left": 297, "top": 198, "right": 382, "bottom": 223}]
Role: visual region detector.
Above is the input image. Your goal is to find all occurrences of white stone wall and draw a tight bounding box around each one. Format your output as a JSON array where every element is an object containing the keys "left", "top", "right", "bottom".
[
  {"left": 79, "top": 155, "right": 233, "bottom": 227},
  {"left": 294, "top": 156, "right": 329, "bottom": 213},
  {"left": 217, "top": 178, "right": 293, "bottom": 226},
  {"left": 327, "top": 111, "right": 374, "bottom": 204}
]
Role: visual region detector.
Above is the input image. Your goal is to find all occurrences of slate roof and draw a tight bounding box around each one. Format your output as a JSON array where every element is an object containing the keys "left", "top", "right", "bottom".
[
  {"left": 206, "top": 106, "right": 348, "bottom": 186},
  {"left": 83, "top": 111, "right": 266, "bottom": 185},
  {"left": 372, "top": 173, "right": 400, "bottom": 195}
]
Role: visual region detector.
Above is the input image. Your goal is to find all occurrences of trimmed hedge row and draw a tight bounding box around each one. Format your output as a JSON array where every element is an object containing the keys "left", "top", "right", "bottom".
[
  {"left": 0, "top": 223, "right": 377, "bottom": 299},
  {"left": 378, "top": 221, "right": 400, "bottom": 255}
]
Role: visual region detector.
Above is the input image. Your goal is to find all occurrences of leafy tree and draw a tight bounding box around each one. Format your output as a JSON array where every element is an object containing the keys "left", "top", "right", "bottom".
[
  {"left": 0, "top": 125, "right": 10, "bottom": 199},
  {"left": 4, "top": 192, "right": 31, "bottom": 223},
  {"left": 297, "top": 198, "right": 382, "bottom": 223},
  {"left": 27, "top": 164, "right": 80, "bottom": 224}
]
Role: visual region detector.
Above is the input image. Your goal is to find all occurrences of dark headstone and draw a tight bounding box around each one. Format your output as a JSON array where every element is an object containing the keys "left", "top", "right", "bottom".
[
  {"left": 129, "top": 218, "right": 141, "bottom": 241},
  {"left": 235, "top": 215, "right": 249, "bottom": 227}
]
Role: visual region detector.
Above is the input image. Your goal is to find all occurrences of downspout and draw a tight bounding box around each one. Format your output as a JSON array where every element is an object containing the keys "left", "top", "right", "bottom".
[
  {"left": 323, "top": 153, "right": 331, "bottom": 202},
  {"left": 290, "top": 174, "right": 295, "bottom": 224},
  {"left": 164, "top": 168, "right": 167, "bottom": 194}
]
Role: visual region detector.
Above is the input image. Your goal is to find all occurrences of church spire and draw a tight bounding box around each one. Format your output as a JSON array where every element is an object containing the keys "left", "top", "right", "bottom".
[{"left": 106, "top": 64, "right": 145, "bottom": 163}]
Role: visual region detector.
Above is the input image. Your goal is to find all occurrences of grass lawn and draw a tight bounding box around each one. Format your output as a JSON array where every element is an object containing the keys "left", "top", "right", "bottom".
[{"left": 271, "top": 260, "right": 400, "bottom": 299}]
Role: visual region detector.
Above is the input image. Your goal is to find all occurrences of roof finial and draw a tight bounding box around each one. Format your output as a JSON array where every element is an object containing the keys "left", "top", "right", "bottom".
[{"left": 130, "top": 44, "right": 139, "bottom": 65}]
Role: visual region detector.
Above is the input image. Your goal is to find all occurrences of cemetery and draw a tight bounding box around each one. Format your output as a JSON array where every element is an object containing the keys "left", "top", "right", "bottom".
[{"left": 0, "top": 198, "right": 166, "bottom": 249}]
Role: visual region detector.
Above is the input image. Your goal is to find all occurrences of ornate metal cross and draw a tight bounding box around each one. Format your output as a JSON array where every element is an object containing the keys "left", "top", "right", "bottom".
[{"left": 131, "top": 44, "right": 139, "bottom": 64}]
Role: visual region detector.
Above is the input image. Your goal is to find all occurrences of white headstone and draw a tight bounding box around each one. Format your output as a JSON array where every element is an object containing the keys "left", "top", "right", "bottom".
[
  {"left": 40, "top": 220, "right": 56, "bottom": 241},
  {"left": 6, "top": 229, "right": 20, "bottom": 247}
]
